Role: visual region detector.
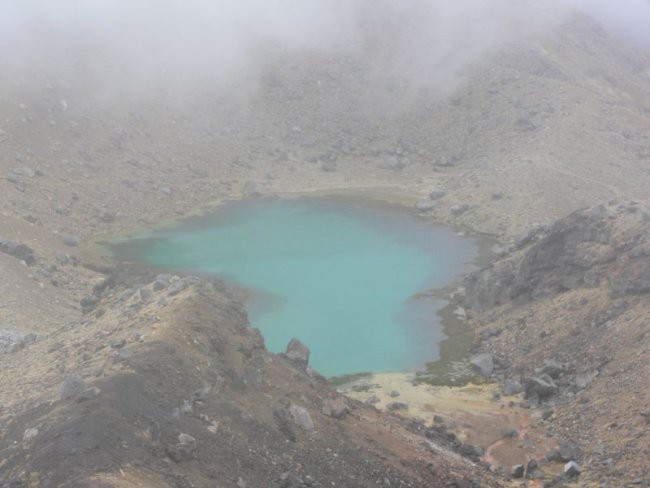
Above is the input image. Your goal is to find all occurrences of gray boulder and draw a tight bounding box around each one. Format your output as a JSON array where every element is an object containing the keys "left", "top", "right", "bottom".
[
  {"left": 511, "top": 464, "right": 525, "bottom": 479},
  {"left": 469, "top": 353, "right": 494, "bottom": 377},
  {"left": 536, "top": 359, "right": 564, "bottom": 379},
  {"left": 322, "top": 397, "right": 349, "bottom": 419},
  {"left": 153, "top": 274, "right": 173, "bottom": 291},
  {"left": 558, "top": 439, "right": 580, "bottom": 462},
  {"left": 168, "top": 433, "right": 197, "bottom": 462},
  {"left": 502, "top": 378, "right": 523, "bottom": 396},
  {"left": 378, "top": 156, "right": 410, "bottom": 171},
  {"left": 0, "top": 238, "right": 35, "bottom": 265},
  {"left": 524, "top": 374, "right": 558, "bottom": 399},
  {"left": 415, "top": 200, "right": 436, "bottom": 212},
  {"left": 286, "top": 338, "right": 310, "bottom": 364},
  {"left": 289, "top": 403, "right": 314, "bottom": 431},
  {"left": 450, "top": 204, "right": 470, "bottom": 216},
  {"left": 564, "top": 461, "right": 581, "bottom": 478}
]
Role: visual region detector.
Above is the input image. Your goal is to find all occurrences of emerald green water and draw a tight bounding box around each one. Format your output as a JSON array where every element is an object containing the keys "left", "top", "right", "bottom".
[{"left": 114, "top": 198, "right": 476, "bottom": 377}]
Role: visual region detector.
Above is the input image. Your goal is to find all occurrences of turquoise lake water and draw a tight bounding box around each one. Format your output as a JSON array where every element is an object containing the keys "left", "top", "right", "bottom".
[{"left": 115, "top": 198, "right": 476, "bottom": 377}]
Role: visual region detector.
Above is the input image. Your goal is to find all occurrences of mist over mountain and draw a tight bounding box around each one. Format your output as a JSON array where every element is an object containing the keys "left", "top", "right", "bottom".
[{"left": 2, "top": 0, "right": 648, "bottom": 102}]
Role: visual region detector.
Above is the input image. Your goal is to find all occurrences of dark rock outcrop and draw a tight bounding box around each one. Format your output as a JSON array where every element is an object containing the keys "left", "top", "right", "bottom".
[{"left": 465, "top": 203, "right": 649, "bottom": 311}]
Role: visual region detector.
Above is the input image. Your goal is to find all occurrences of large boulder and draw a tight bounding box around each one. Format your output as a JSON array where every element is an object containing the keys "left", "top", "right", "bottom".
[{"left": 465, "top": 205, "right": 622, "bottom": 311}]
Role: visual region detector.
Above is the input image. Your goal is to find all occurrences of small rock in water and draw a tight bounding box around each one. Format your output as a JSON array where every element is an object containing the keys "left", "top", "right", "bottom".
[{"left": 285, "top": 338, "right": 310, "bottom": 364}]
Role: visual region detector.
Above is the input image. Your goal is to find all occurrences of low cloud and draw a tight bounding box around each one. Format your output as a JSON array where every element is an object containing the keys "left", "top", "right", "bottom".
[{"left": 1, "top": 0, "right": 647, "bottom": 102}]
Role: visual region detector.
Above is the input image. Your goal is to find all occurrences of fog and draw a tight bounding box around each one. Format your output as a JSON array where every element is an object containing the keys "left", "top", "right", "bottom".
[{"left": 1, "top": 0, "right": 649, "bottom": 102}]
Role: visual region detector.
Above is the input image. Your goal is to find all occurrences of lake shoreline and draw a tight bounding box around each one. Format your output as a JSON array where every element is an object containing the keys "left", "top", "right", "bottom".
[{"left": 103, "top": 191, "right": 495, "bottom": 384}]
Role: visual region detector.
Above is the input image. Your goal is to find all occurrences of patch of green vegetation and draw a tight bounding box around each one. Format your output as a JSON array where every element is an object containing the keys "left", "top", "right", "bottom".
[{"left": 328, "top": 372, "right": 372, "bottom": 387}]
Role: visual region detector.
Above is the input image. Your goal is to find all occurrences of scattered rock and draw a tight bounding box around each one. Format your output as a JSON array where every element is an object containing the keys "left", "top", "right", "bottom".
[
  {"left": 558, "top": 439, "right": 580, "bottom": 462},
  {"left": 322, "top": 397, "right": 349, "bottom": 418},
  {"left": 450, "top": 204, "right": 470, "bottom": 216},
  {"left": 153, "top": 274, "right": 173, "bottom": 291},
  {"left": 289, "top": 403, "right": 314, "bottom": 431},
  {"left": 511, "top": 465, "right": 525, "bottom": 479},
  {"left": 502, "top": 378, "right": 523, "bottom": 396},
  {"left": 378, "top": 155, "right": 410, "bottom": 171},
  {"left": 13, "top": 165, "right": 36, "bottom": 178},
  {"left": 526, "top": 459, "right": 538, "bottom": 472},
  {"left": 524, "top": 374, "right": 558, "bottom": 399},
  {"left": 459, "top": 443, "right": 484, "bottom": 461},
  {"left": 429, "top": 189, "right": 446, "bottom": 200},
  {"left": 0, "top": 238, "right": 36, "bottom": 265},
  {"left": 415, "top": 200, "right": 436, "bottom": 212},
  {"left": 469, "top": 353, "right": 494, "bottom": 377},
  {"left": 575, "top": 370, "right": 598, "bottom": 390},
  {"left": 285, "top": 338, "right": 310, "bottom": 364},
  {"left": 536, "top": 359, "right": 564, "bottom": 379},
  {"left": 60, "top": 374, "right": 86, "bottom": 400},
  {"left": 564, "top": 461, "right": 581, "bottom": 478},
  {"left": 365, "top": 395, "right": 380, "bottom": 405},
  {"left": 62, "top": 236, "right": 79, "bottom": 247},
  {"left": 321, "top": 160, "right": 337, "bottom": 172},
  {"left": 80, "top": 293, "right": 100, "bottom": 313},
  {"left": 386, "top": 402, "right": 409, "bottom": 411},
  {"left": 99, "top": 209, "right": 116, "bottom": 223},
  {"left": 542, "top": 408, "right": 554, "bottom": 420},
  {"left": 22, "top": 428, "right": 39, "bottom": 442},
  {"left": 139, "top": 287, "right": 153, "bottom": 302},
  {"left": 167, "top": 433, "right": 197, "bottom": 462},
  {"left": 0, "top": 328, "right": 37, "bottom": 354},
  {"left": 242, "top": 180, "right": 260, "bottom": 198}
]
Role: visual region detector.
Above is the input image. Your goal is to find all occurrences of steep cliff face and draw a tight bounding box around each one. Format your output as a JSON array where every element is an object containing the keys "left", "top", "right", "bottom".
[
  {"left": 466, "top": 201, "right": 650, "bottom": 311},
  {"left": 464, "top": 201, "right": 650, "bottom": 485},
  {"left": 0, "top": 276, "right": 498, "bottom": 487}
]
